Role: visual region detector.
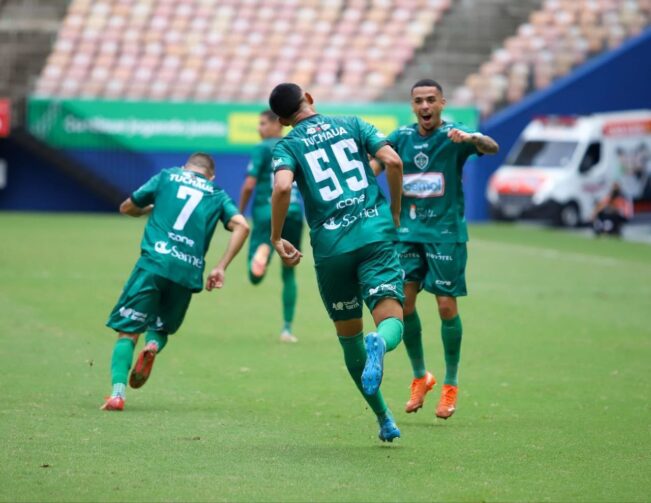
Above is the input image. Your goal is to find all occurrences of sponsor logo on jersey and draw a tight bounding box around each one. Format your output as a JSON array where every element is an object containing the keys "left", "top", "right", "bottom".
[
  {"left": 155, "top": 241, "right": 172, "bottom": 254},
  {"left": 301, "top": 126, "right": 348, "bottom": 147},
  {"left": 414, "top": 152, "right": 429, "bottom": 170},
  {"left": 168, "top": 232, "right": 195, "bottom": 247},
  {"left": 169, "top": 172, "right": 214, "bottom": 193},
  {"left": 413, "top": 143, "right": 429, "bottom": 150},
  {"left": 272, "top": 157, "right": 284, "bottom": 168},
  {"left": 306, "top": 123, "right": 332, "bottom": 135},
  {"left": 321, "top": 205, "right": 380, "bottom": 231},
  {"left": 118, "top": 306, "right": 147, "bottom": 322},
  {"left": 332, "top": 297, "right": 360, "bottom": 311},
  {"left": 426, "top": 252, "right": 453, "bottom": 261},
  {"left": 154, "top": 241, "right": 204, "bottom": 268},
  {"left": 368, "top": 283, "right": 397, "bottom": 296},
  {"left": 336, "top": 194, "right": 365, "bottom": 209},
  {"left": 403, "top": 173, "right": 444, "bottom": 198},
  {"left": 408, "top": 205, "right": 438, "bottom": 221}
]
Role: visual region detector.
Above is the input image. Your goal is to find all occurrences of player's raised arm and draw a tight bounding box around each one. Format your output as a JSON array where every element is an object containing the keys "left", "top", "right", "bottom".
[
  {"left": 119, "top": 197, "right": 153, "bottom": 217},
  {"left": 448, "top": 129, "right": 500, "bottom": 155},
  {"left": 271, "top": 168, "right": 302, "bottom": 266},
  {"left": 206, "top": 214, "right": 250, "bottom": 291},
  {"left": 374, "top": 144, "right": 403, "bottom": 227}
]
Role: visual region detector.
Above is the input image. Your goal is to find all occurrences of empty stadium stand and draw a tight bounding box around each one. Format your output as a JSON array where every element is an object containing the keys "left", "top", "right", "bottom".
[
  {"left": 33, "top": 0, "right": 451, "bottom": 104},
  {"left": 451, "top": 0, "right": 651, "bottom": 116}
]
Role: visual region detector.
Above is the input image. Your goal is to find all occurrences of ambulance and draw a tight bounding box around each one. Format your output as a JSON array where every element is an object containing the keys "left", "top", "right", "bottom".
[{"left": 486, "top": 110, "right": 651, "bottom": 226}]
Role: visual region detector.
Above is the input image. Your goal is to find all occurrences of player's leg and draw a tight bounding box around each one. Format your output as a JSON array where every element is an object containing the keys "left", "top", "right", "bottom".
[
  {"left": 130, "top": 278, "right": 193, "bottom": 389},
  {"left": 358, "top": 242, "right": 405, "bottom": 397},
  {"left": 423, "top": 243, "right": 468, "bottom": 419},
  {"left": 335, "top": 318, "right": 399, "bottom": 442},
  {"left": 103, "top": 267, "right": 159, "bottom": 410},
  {"left": 315, "top": 251, "right": 398, "bottom": 442},
  {"left": 248, "top": 219, "right": 272, "bottom": 284},
  {"left": 279, "top": 217, "right": 303, "bottom": 342}
]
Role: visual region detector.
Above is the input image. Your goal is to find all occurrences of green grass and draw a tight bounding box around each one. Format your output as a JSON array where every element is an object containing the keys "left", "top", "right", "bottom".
[{"left": 0, "top": 213, "right": 649, "bottom": 502}]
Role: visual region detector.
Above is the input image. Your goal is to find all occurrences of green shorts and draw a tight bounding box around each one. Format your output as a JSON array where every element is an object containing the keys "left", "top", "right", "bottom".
[
  {"left": 397, "top": 241, "right": 468, "bottom": 297},
  {"left": 106, "top": 266, "right": 193, "bottom": 335},
  {"left": 248, "top": 216, "right": 303, "bottom": 273},
  {"left": 314, "top": 241, "right": 405, "bottom": 321}
]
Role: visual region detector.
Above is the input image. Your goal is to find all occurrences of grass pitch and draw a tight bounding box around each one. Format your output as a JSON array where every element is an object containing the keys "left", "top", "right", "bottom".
[{"left": 0, "top": 213, "right": 649, "bottom": 502}]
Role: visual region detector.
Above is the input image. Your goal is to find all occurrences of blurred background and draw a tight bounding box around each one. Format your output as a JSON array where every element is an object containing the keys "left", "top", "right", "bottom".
[{"left": 0, "top": 0, "right": 649, "bottom": 236}]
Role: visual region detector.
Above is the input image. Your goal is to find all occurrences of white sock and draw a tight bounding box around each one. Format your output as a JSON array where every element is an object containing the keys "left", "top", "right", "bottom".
[{"left": 111, "top": 383, "right": 126, "bottom": 398}]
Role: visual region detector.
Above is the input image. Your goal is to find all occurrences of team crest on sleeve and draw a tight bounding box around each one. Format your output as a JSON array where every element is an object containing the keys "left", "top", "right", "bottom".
[
  {"left": 272, "top": 158, "right": 283, "bottom": 168},
  {"left": 414, "top": 152, "right": 429, "bottom": 170}
]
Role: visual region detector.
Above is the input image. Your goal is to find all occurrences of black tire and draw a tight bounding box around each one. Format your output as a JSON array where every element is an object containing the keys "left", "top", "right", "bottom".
[
  {"left": 556, "top": 202, "right": 581, "bottom": 228},
  {"left": 489, "top": 205, "right": 515, "bottom": 222}
]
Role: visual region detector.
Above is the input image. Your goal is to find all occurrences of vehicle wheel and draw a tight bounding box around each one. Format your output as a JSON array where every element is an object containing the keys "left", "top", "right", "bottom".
[
  {"left": 557, "top": 202, "right": 580, "bottom": 227},
  {"left": 489, "top": 205, "right": 514, "bottom": 222}
]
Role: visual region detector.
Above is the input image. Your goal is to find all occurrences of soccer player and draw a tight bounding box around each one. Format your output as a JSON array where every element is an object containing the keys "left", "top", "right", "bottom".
[
  {"left": 372, "top": 79, "right": 499, "bottom": 420},
  {"left": 238, "top": 110, "right": 304, "bottom": 343},
  {"left": 101, "top": 153, "right": 250, "bottom": 411},
  {"left": 268, "top": 83, "right": 405, "bottom": 442}
]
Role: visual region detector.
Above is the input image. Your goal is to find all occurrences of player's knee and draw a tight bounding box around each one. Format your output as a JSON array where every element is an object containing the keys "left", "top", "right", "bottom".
[
  {"left": 437, "top": 299, "right": 457, "bottom": 320},
  {"left": 118, "top": 332, "right": 139, "bottom": 343}
]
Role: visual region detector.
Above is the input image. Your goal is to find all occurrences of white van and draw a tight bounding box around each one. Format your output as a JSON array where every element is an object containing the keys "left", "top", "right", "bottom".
[{"left": 486, "top": 110, "right": 651, "bottom": 226}]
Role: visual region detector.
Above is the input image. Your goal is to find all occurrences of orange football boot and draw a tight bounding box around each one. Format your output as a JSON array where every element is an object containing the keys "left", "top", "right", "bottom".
[
  {"left": 405, "top": 371, "right": 437, "bottom": 413},
  {"left": 129, "top": 342, "right": 158, "bottom": 389},
  {"left": 435, "top": 384, "right": 458, "bottom": 419},
  {"left": 100, "top": 396, "right": 124, "bottom": 411}
]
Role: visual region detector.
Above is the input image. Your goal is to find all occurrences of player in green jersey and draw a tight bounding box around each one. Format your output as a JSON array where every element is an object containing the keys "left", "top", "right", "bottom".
[
  {"left": 372, "top": 79, "right": 499, "bottom": 420},
  {"left": 101, "top": 153, "right": 250, "bottom": 411},
  {"left": 268, "top": 83, "right": 405, "bottom": 442},
  {"left": 238, "top": 110, "right": 304, "bottom": 343}
]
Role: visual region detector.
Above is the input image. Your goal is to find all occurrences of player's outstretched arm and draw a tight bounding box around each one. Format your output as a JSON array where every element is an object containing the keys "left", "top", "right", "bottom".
[
  {"left": 374, "top": 144, "right": 403, "bottom": 226},
  {"left": 206, "top": 215, "right": 250, "bottom": 291},
  {"left": 271, "top": 169, "right": 302, "bottom": 267},
  {"left": 119, "top": 197, "right": 153, "bottom": 217},
  {"left": 448, "top": 129, "right": 500, "bottom": 155},
  {"left": 238, "top": 176, "right": 257, "bottom": 214}
]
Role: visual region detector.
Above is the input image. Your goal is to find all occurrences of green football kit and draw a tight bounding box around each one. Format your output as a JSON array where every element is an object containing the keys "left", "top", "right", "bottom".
[
  {"left": 387, "top": 120, "right": 480, "bottom": 386},
  {"left": 272, "top": 113, "right": 405, "bottom": 427},
  {"left": 245, "top": 137, "right": 304, "bottom": 333},
  {"left": 272, "top": 114, "right": 404, "bottom": 320},
  {"left": 107, "top": 167, "right": 239, "bottom": 335},
  {"left": 388, "top": 121, "right": 480, "bottom": 297}
]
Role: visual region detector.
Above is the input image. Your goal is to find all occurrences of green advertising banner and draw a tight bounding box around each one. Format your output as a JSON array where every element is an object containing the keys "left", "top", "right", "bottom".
[{"left": 28, "top": 98, "right": 478, "bottom": 153}]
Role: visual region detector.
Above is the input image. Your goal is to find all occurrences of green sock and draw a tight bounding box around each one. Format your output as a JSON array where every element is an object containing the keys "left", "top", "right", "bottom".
[
  {"left": 376, "top": 317, "right": 403, "bottom": 352},
  {"left": 145, "top": 331, "right": 168, "bottom": 353},
  {"left": 338, "top": 333, "right": 388, "bottom": 416},
  {"left": 403, "top": 311, "right": 426, "bottom": 378},
  {"left": 441, "top": 315, "right": 463, "bottom": 386},
  {"left": 281, "top": 266, "right": 297, "bottom": 329},
  {"left": 110, "top": 337, "right": 135, "bottom": 385}
]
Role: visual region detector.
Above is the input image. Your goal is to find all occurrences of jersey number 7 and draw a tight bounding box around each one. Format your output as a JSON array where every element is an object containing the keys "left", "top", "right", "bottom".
[
  {"left": 173, "top": 186, "right": 204, "bottom": 230},
  {"left": 304, "top": 139, "right": 368, "bottom": 202}
]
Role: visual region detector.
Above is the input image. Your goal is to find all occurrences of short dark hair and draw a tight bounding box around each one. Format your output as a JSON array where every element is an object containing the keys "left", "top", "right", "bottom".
[
  {"left": 187, "top": 152, "right": 215, "bottom": 173},
  {"left": 269, "top": 83, "right": 304, "bottom": 119},
  {"left": 411, "top": 79, "right": 443, "bottom": 95},
  {"left": 260, "top": 109, "right": 279, "bottom": 122}
]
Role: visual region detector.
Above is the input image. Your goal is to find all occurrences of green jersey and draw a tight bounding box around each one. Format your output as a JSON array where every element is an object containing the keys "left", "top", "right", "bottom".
[
  {"left": 130, "top": 167, "right": 239, "bottom": 292},
  {"left": 272, "top": 114, "right": 396, "bottom": 259},
  {"left": 247, "top": 137, "right": 302, "bottom": 221},
  {"left": 388, "top": 121, "right": 480, "bottom": 243}
]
